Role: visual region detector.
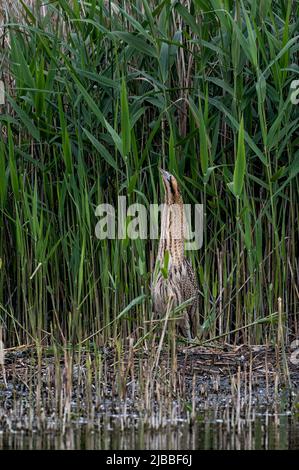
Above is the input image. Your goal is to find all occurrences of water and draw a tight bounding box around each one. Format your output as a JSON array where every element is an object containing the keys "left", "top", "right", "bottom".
[
  {"left": 1, "top": 410, "right": 298, "bottom": 450},
  {"left": 1, "top": 347, "right": 299, "bottom": 450}
]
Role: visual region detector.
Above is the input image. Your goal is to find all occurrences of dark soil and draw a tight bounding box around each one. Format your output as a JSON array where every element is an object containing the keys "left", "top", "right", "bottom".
[{"left": 0, "top": 343, "right": 298, "bottom": 432}]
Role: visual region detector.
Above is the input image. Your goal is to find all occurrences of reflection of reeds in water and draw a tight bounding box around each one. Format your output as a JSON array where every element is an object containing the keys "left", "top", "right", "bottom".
[
  {"left": 0, "top": 405, "right": 295, "bottom": 450},
  {"left": 0, "top": 344, "right": 297, "bottom": 444}
]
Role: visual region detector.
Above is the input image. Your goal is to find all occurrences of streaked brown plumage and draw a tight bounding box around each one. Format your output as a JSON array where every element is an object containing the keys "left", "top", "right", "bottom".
[{"left": 152, "top": 169, "right": 199, "bottom": 340}]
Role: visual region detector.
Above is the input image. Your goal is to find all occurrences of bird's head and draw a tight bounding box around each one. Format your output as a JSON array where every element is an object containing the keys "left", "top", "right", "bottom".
[{"left": 159, "top": 169, "right": 182, "bottom": 204}]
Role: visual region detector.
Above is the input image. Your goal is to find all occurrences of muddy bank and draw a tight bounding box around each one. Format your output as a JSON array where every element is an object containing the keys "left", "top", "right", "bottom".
[{"left": 0, "top": 343, "right": 298, "bottom": 433}]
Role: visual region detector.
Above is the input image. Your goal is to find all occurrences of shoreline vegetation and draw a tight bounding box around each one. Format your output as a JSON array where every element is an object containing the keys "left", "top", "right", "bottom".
[
  {"left": 0, "top": 0, "right": 298, "bottom": 444},
  {"left": 1, "top": 343, "right": 298, "bottom": 436}
]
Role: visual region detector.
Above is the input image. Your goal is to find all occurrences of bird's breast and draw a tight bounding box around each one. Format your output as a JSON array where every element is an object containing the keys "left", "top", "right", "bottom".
[{"left": 152, "top": 264, "right": 186, "bottom": 314}]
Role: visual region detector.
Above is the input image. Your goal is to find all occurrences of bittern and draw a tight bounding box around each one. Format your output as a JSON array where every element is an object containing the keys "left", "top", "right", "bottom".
[{"left": 152, "top": 169, "right": 199, "bottom": 340}]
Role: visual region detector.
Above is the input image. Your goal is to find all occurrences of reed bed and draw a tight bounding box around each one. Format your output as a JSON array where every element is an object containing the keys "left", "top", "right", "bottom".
[
  {"left": 0, "top": 343, "right": 298, "bottom": 434},
  {"left": 0, "top": 1, "right": 298, "bottom": 430}
]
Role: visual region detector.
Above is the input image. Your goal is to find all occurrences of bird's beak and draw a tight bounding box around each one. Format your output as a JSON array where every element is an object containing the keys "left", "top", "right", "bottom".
[{"left": 159, "top": 168, "right": 172, "bottom": 183}]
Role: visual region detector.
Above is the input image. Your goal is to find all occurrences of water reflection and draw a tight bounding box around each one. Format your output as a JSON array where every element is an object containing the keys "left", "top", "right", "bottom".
[{"left": 0, "top": 410, "right": 298, "bottom": 450}]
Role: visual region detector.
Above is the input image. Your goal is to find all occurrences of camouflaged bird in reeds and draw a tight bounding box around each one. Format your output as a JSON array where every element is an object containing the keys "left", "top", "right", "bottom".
[{"left": 152, "top": 169, "right": 199, "bottom": 340}]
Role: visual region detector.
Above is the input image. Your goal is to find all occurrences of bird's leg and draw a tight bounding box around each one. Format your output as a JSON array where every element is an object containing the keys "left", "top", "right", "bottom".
[
  {"left": 178, "top": 310, "right": 193, "bottom": 342},
  {"left": 185, "top": 317, "right": 193, "bottom": 343}
]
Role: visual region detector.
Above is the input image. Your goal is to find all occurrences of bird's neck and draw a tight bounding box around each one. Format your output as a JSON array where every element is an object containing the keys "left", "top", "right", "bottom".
[{"left": 158, "top": 199, "right": 185, "bottom": 266}]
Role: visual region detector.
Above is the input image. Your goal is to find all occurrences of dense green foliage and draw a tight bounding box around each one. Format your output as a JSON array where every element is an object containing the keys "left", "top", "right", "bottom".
[{"left": 0, "top": 0, "right": 298, "bottom": 348}]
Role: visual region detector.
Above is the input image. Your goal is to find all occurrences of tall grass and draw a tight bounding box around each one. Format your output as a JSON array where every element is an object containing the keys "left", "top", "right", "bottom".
[{"left": 0, "top": 0, "right": 298, "bottom": 350}]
